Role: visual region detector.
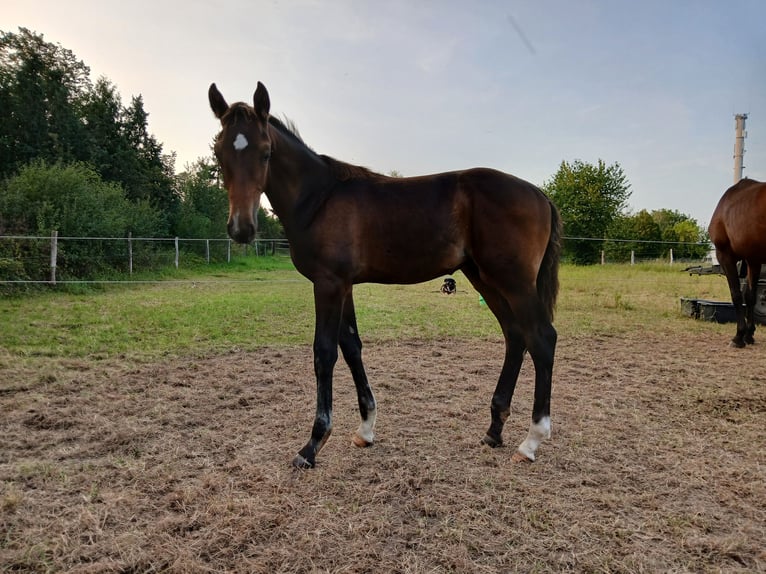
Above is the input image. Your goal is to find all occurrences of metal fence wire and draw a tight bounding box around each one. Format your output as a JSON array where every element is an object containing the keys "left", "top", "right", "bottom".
[{"left": 0, "top": 234, "right": 290, "bottom": 285}]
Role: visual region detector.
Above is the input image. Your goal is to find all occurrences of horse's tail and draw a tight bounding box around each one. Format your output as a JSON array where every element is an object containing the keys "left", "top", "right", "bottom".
[{"left": 537, "top": 201, "right": 562, "bottom": 322}]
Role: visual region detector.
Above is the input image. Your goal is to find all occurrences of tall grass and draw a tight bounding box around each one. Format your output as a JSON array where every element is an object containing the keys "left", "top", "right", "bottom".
[{"left": 0, "top": 258, "right": 733, "bottom": 361}]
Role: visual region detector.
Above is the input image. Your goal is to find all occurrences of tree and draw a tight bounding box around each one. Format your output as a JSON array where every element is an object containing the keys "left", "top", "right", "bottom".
[
  {"left": 651, "top": 208, "right": 707, "bottom": 259},
  {"left": 175, "top": 159, "right": 229, "bottom": 239},
  {"left": 605, "top": 210, "right": 662, "bottom": 261},
  {"left": 542, "top": 159, "right": 631, "bottom": 264},
  {"left": 605, "top": 208, "right": 709, "bottom": 262},
  {"left": 1, "top": 28, "right": 178, "bottom": 233},
  {"left": 257, "top": 206, "right": 285, "bottom": 240},
  {"left": 0, "top": 28, "right": 91, "bottom": 178}
]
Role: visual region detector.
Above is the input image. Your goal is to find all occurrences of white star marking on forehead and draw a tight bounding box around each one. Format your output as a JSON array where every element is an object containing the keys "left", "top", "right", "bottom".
[{"left": 233, "top": 133, "right": 249, "bottom": 151}]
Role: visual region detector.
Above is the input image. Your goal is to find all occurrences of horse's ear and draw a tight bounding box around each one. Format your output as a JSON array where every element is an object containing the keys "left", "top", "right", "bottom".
[
  {"left": 209, "top": 83, "right": 229, "bottom": 120},
  {"left": 253, "top": 82, "right": 270, "bottom": 122}
]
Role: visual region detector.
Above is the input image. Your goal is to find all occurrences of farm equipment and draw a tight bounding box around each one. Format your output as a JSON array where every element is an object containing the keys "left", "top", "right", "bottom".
[{"left": 682, "top": 262, "right": 766, "bottom": 324}]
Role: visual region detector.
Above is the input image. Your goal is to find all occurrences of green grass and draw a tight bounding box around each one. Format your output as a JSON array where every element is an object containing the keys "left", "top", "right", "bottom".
[{"left": 0, "top": 257, "right": 733, "bottom": 361}]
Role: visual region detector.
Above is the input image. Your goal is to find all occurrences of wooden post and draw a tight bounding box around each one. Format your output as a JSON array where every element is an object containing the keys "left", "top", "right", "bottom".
[
  {"left": 50, "top": 230, "right": 58, "bottom": 285},
  {"left": 601, "top": 250, "right": 605, "bottom": 265},
  {"left": 631, "top": 250, "right": 635, "bottom": 265},
  {"left": 174, "top": 237, "right": 179, "bottom": 268},
  {"left": 227, "top": 239, "right": 231, "bottom": 263},
  {"left": 669, "top": 248, "right": 674, "bottom": 265},
  {"left": 206, "top": 239, "right": 210, "bottom": 264},
  {"left": 128, "top": 232, "right": 133, "bottom": 275}
]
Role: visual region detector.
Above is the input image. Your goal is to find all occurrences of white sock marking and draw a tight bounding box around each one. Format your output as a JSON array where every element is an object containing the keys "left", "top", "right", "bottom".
[
  {"left": 517, "top": 416, "right": 551, "bottom": 461},
  {"left": 233, "top": 133, "right": 249, "bottom": 151},
  {"left": 356, "top": 408, "right": 377, "bottom": 443}
]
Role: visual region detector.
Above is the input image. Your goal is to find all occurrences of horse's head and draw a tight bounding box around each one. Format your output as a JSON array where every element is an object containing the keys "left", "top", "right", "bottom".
[{"left": 209, "top": 82, "right": 272, "bottom": 244}]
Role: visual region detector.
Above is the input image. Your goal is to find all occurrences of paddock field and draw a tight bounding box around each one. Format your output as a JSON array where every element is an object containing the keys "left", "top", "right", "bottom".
[{"left": 1, "top": 263, "right": 765, "bottom": 573}]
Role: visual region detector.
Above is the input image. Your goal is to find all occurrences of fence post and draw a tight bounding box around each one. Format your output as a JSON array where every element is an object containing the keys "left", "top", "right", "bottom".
[
  {"left": 206, "top": 239, "right": 210, "bottom": 264},
  {"left": 128, "top": 232, "right": 133, "bottom": 275},
  {"left": 669, "top": 248, "right": 674, "bottom": 265},
  {"left": 601, "top": 250, "right": 605, "bottom": 265},
  {"left": 227, "top": 239, "right": 231, "bottom": 263},
  {"left": 631, "top": 250, "right": 635, "bottom": 265},
  {"left": 50, "top": 230, "right": 58, "bottom": 285},
  {"left": 174, "top": 237, "right": 179, "bottom": 268}
]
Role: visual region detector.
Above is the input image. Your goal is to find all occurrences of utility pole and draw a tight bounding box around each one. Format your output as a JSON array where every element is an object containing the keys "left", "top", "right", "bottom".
[{"left": 733, "top": 113, "right": 747, "bottom": 183}]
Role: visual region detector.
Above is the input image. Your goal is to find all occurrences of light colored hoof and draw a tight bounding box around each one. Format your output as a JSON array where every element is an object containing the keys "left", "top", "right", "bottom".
[
  {"left": 511, "top": 450, "right": 534, "bottom": 463},
  {"left": 352, "top": 433, "right": 373, "bottom": 448}
]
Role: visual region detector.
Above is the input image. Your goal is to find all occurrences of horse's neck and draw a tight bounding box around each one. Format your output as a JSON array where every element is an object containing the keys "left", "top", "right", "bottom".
[{"left": 264, "top": 127, "right": 334, "bottom": 230}]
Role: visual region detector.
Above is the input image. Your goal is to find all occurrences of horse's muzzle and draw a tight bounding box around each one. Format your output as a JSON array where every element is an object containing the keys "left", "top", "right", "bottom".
[{"left": 228, "top": 219, "right": 256, "bottom": 244}]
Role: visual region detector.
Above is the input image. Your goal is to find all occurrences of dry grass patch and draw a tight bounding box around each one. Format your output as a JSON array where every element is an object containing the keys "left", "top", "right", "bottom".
[{"left": 2, "top": 331, "right": 765, "bottom": 573}]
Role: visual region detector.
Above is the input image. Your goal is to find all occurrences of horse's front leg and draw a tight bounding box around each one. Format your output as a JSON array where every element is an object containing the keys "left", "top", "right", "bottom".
[
  {"left": 338, "top": 291, "right": 377, "bottom": 448},
  {"left": 292, "top": 281, "right": 346, "bottom": 469}
]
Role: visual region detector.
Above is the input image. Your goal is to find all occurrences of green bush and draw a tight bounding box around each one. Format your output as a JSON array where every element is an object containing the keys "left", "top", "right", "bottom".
[{"left": 0, "top": 161, "right": 165, "bottom": 280}]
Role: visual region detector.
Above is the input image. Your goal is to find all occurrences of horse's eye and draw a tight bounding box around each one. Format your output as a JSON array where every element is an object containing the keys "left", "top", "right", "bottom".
[{"left": 262, "top": 150, "right": 272, "bottom": 163}]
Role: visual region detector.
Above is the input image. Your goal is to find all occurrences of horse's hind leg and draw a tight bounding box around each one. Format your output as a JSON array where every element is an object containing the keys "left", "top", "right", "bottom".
[
  {"left": 744, "top": 262, "right": 762, "bottom": 344},
  {"left": 465, "top": 261, "right": 556, "bottom": 461},
  {"left": 462, "top": 267, "right": 525, "bottom": 449},
  {"left": 514, "top": 310, "right": 557, "bottom": 462},
  {"left": 718, "top": 251, "right": 748, "bottom": 347},
  {"left": 483, "top": 327, "right": 526, "bottom": 449},
  {"left": 339, "top": 291, "right": 377, "bottom": 447}
]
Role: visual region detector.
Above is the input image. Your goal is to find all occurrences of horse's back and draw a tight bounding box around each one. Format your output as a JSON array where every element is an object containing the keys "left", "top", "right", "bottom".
[{"left": 709, "top": 179, "right": 766, "bottom": 259}]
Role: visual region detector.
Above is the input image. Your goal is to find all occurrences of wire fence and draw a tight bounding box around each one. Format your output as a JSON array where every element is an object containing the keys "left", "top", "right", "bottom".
[
  {"left": 0, "top": 233, "right": 290, "bottom": 286},
  {"left": 0, "top": 232, "right": 712, "bottom": 286}
]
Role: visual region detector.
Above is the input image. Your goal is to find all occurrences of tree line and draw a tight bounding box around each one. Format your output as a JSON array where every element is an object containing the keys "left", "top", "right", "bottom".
[
  {"left": 542, "top": 159, "right": 709, "bottom": 264},
  {"left": 0, "top": 28, "right": 282, "bottom": 282}
]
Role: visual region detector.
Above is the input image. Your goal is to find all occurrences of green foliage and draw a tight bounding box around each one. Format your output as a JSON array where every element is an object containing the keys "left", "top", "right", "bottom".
[
  {"left": 0, "top": 27, "right": 92, "bottom": 174},
  {"left": 175, "top": 159, "right": 229, "bottom": 239},
  {"left": 0, "top": 28, "right": 177, "bottom": 233},
  {"left": 606, "top": 210, "right": 662, "bottom": 261},
  {"left": 543, "top": 159, "right": 631, "bottom": 264},
  {"left": 0, "top": 161, "right": 164, "bottom": 280},
  {"left": 257, "top": 206, "right": 285, "bottom": 240},
  {"left": 605, "top": 208, "right": 708, "bottom": 262}
]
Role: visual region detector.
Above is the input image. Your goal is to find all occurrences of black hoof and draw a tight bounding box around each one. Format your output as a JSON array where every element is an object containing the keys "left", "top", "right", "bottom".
[
  {"left": 292, "top": 453, "right": 315, "bottom": 469},
  {"left": 481, "top": 435, "right": 503, "bottom": 448},
  {"left": 730, "top": 338, "right": 746, "bottom": 348}
]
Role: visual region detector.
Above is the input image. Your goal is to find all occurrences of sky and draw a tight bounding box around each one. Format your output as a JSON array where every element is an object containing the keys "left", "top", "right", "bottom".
[{"left": 4, "top": 0, "right": 765, "bottom": 227}]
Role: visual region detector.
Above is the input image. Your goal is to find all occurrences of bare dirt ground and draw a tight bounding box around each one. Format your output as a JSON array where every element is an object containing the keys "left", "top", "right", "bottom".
[{"left": 2, "top": 332, "right": 765, "bottom": 573}]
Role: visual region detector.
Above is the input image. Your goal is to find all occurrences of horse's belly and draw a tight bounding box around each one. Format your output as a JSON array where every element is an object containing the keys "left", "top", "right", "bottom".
[{"left": 356, "top": 242, "right": 465, "bottom": 284}]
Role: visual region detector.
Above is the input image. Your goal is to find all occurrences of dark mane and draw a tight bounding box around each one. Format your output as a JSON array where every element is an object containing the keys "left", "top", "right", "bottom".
[
  {"left": 268, "top": 116, "right": 384, "bottom": 182},
  {"left": 318, "top": 155, "right": 383, "bottom": 182},
  {"left": 267, "top": 115, "right": 386, "bottom": 228},
  {"left": 268, "top": 115, "right": 306, "bottom": 146}
]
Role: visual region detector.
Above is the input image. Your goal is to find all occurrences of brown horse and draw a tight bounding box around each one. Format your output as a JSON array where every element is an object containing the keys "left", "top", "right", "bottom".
[
  {"left": 709, "top": 178, "right": 766, "bottom": 347},
  {"left": 209, "top": 82, "right": 562, "bottom": 468}
]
